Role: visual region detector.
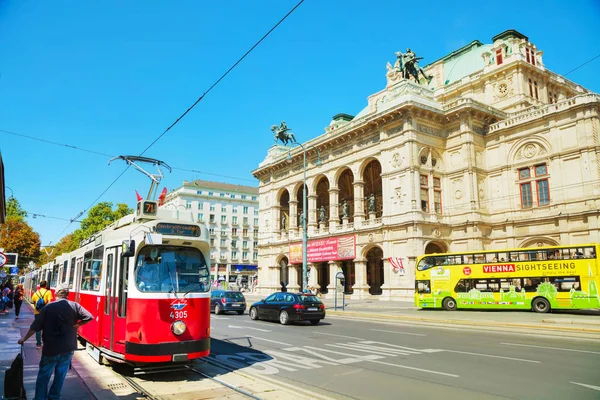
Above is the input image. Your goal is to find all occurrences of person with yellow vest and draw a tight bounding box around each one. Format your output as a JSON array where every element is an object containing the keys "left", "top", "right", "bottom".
[{"left": 32, "top": 280, "right": 53, "bottom": 348}]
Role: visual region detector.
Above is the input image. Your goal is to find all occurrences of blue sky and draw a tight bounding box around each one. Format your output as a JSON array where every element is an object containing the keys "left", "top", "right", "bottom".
[{"left": 1, "top": 0, "right": 599, "bottom": 246}]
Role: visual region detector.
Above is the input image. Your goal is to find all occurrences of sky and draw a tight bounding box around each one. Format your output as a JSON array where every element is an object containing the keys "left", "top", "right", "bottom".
[{"left": 1, "top": 0, "right": 599, "bottom": 246}]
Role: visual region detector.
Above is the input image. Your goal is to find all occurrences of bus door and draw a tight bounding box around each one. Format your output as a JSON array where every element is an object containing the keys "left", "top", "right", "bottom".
[{"left": 101, "top": 247, "right": 119, "bottom": 351}]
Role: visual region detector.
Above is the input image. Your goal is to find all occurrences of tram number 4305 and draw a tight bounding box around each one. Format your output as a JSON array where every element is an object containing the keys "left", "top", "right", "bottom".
[{"left": 170, "top": 311, "right": 188, "bottom": 319}]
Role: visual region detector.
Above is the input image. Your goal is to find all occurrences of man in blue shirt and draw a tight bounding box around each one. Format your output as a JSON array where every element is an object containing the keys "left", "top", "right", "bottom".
[{"left": 18, "top": 283, "right": 93, "bottom": 400}]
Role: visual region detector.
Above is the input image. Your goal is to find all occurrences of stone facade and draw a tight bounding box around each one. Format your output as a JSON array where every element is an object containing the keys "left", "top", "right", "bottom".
[{"left": 252, "top": 30, "right": 600, "bottom": 301}]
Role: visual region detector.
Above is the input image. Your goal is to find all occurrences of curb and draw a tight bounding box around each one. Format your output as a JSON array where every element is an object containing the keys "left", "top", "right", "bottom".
[{"left": 326, "top": 310, "right": 600, "bottom": 333}]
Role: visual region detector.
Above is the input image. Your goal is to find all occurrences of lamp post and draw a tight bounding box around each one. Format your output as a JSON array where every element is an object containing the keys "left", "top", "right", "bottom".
[
  {"left": 287, "top": 143, "right": 321, "bottom": 292},
  {"left": 5, "top": 186, "right": 14, "bottom": 198}
]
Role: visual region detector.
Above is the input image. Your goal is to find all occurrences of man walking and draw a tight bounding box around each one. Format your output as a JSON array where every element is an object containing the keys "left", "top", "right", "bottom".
[
  {"left": 18, "top": 283, "right": 93, "bottom": 400},
  {"left": 32, "top": 280, "right": 53, "bottom": 348}
]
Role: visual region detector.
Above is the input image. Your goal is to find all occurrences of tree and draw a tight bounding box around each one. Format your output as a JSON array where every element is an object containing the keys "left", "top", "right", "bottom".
[
  {"left": 0, "top": 218, "right": 41, "bottom": 267},
  {"left": 73, "top": 202, "right": 133, "bottom": 244},
  {"left": 6, "top": 196, "right": 27, "bottom": 222}
]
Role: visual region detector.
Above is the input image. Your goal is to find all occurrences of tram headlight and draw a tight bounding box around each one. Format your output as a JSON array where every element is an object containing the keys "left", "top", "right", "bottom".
[{"left": 171, "top": 320, "right": 187, "bottom": 336}]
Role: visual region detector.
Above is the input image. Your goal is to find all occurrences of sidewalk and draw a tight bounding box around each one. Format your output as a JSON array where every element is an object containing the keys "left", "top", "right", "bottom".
[
  {"left": 243, "top": 293, "right": 600, "bottom": 337},
  {"left": 0, "top": 302, "right": 96, "bottom": 400}
]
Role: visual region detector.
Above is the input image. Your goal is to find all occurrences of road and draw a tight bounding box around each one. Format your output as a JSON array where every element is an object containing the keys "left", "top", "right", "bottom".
[{"left": 208, "top": 311, "right": 600, "bottom": 400}]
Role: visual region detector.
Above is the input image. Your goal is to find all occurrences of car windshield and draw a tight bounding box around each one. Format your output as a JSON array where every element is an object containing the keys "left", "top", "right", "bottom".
[
  {"left": 226, "top": 292, "right": 244, "bottom": 299},
  {"left": 135, "top": 245, "right": 210, "bottom": 293},
  {"left": 300, "top": 295, "right": 321, "bottom": 303}
]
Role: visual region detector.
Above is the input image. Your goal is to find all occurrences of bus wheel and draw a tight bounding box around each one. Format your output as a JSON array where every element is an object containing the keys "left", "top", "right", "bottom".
[
  {"left": 442, "top": 297, "right": 457, "bottom": 311},
  {"left": 532, "top": 297, "right": 551, "bottom": 313}
]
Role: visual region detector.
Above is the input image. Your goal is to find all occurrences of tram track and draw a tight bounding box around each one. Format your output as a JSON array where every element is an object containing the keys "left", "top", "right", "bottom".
[{"left": 116, "top": 360, "right": 263, "bottom": 400}]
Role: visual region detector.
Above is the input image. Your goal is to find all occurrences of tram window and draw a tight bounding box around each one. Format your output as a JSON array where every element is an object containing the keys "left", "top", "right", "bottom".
[
  {"left": 118, "top": 256, "right": 129, "bottom": 318},
  {"left": 81, "top": 251, "right": 93, "bottom": 290},
  {"left": 135, "top": 246, "right": 210, "bottom": 293},
  {"left": 89, "top": 246, "right": 104, "bottom": 291},
  {"left": 104, "top": 254, "right": 114, "bottom": 315},
  {"left": 69, "top": 257, "right": 76, "bottom": 288},
  {"left": 61, "top": 261, "right": 68, "bottom": 284}
]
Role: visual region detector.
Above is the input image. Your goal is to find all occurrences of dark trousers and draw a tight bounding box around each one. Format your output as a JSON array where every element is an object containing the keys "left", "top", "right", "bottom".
[{"left": 14, "top": 299, "right": 23, "bottom": 317}]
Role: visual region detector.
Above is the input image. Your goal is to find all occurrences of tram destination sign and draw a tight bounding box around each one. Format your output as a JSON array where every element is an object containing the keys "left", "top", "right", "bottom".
[{"left": 155, "top": 223, "right": 200, "bottom": 237}]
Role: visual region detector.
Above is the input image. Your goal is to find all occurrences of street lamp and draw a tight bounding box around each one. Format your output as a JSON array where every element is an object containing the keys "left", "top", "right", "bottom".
[
  {"left": 286, "top": 143, "right": 322, "bottom": 292},
  {"left": 5, "top": 186, "right": 14, "bottom": 198}
]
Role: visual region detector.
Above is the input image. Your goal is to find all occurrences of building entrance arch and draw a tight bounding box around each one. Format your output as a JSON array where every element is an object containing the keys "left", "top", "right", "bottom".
[
  {"left": 424, "top": 242, "right": 446, "bottom": 254},
  {"left": 341, "top": 260, "right": 355, "bottom": 294},
  {"left": 279, "top": 257, "right": 289, "bottom": 285},
  {"left": 366, "top": 247, "right": 384, "bottom": 295}
]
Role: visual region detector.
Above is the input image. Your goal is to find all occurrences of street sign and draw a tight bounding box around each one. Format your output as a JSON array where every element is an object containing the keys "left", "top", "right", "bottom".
[
  {"left": 0, "top": 252, "right": 6, "bottom": 268},
  {"left": 9, "top": 266, "right": 18, "bottom": 275},
  {"left": 0, "top": 272, "right": 6, "bottom": 279}
]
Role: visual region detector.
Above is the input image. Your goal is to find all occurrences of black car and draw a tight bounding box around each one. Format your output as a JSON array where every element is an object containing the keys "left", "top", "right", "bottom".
[
  {"left": 210, "top": 290, "right": 247, "bottom": 315},
  {"left": 249, "top": 292, "right": 325, "bottom": 325}
]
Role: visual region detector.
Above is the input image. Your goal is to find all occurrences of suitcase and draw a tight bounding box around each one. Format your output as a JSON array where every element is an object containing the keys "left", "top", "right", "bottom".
[{"left": 3, "top": 345, "right": 26, "bottom": 400}]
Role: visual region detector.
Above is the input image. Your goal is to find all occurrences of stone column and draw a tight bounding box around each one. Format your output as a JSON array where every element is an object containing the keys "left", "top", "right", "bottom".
[
  {"left": 329, "top": 187, "right": 340, "bottom": 231},
  {"left": 288, "top": 265, "right": 300, "bottom": 292},
  {"left": 326, "top": 261, "right": 343, "bottom": 299},
  {"left": 379, "top": 257, "right": 394, "bottom": 301},
  {"left": 353, "top": 180, "right": 365, "bottom": 224},
  {"left": 351, "top": 259, "right": 370, "bottom": 299},
  {"left": 308, "top": 194, "right": 318, "bottom": 234},
  {"left": 289, "top": 200, "right": 298, "bottom": 235},
  {"left": 307, "top": 263, "right": 318, "bottom": 289},
  {"left": 274, "top": 205, "right": 282, "bottom": 237}
]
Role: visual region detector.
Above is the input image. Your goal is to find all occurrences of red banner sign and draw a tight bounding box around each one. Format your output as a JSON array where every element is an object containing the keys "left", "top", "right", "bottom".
[
  {"left": 289, "top": 235, "right": 356, "bottom": 264},
  {"left": 483, "top": 264, "right": 516, "bottom": 273}
]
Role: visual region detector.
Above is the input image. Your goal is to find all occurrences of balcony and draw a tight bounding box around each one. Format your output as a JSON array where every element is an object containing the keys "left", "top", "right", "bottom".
[
  {"left": 209, "top": 232, "right": 216, "bottom": 237},
  {"left": 219, "top": 255, "right": 227, "bottom": 260},
  {"left": 232, "top": 220, "right": 239, "bottom": 226},
  {"left": 220, "top": 232, "right": 228, "bottom": 237}
]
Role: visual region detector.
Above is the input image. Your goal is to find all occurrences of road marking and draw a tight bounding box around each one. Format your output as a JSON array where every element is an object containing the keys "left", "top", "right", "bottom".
[
  {"left": 501, "top": 342, "right": 600, "bottom": 355},
  {"left": 571, "top": 382, "right": 600, "bottom": 392},
  {"left": 367, "top": 359, "right": 459, "bottom": 378},
  {"left": 370, "top": 329, "right": 426, "bottom": 337},
  {"left": 442, "top": 350, "right": 540, "bottom": 363},
  {"left": 228, "top": 325, "right": 272, "bottom": 332},
  {"left": 211, "top": 316, "right": 230, "bottom": 320},
  {"left": 248, "top": 336, "right": 292, "bottom": 346},
  {"left": 326, "top": 343, "right": 411, "bottom": 356},
  {"left": 312, "top": 332, "right": 364, "bottom": 340}
]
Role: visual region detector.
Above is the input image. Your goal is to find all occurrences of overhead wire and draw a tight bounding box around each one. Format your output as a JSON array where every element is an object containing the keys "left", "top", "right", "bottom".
[
  {"left": 0, "top": 128, "right": 258, "bottom": 182},
  {"left": 46, "top": 1, "right": 305, "bottom": 245}
]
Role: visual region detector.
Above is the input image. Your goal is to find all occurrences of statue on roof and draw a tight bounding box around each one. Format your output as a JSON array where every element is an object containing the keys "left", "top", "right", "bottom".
[
  {"left": 392, "top": 48, "right": 433, "bottom": 85},
  {"left": 271, "top": 121, "right": 297, "bottom": 145}
]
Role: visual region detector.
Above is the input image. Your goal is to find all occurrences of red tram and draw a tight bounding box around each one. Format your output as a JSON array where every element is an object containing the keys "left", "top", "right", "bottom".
[{"left": 24, "top": 199, "right": 211, "bottom": 365}]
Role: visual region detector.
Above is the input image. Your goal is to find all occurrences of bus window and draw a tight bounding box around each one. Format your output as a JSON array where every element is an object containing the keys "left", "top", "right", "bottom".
[
  {"left": 584, "top": 247, "right": 596, "bottom": 258},
  {"left": 487, "top": 279, "right": 500, "bottom": 292},
  {"left": 463, "top": 255, "right": 474, "bottom": 264},
  {"left": 455, "top": 279, "right": 473, "bottom": 293},
  {"left": 417, "top": 257, "right": 435, "bottom": 271},
  {"left": 549, "top": 276, "right": 581, "bottom": 291},
  {"left": 496, "top": 252, "right": 508, "bottom": 262},
  {"left": 523, "top": 277, "right": 541, "bottom": 292},
  {"left": 475, "top": 279, "right": 489, "bottom": 291},
  {"left": 416, "top": 280, "right": 430, "bottom": 293}
]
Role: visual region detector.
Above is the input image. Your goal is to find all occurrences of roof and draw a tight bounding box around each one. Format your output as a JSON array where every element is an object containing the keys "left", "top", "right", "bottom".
[
  {"left": 442, "top": 42, "right": 492, "bottom": 85},
  {"left": 183, "top": 179, "right": 259, "bottom": 194}
]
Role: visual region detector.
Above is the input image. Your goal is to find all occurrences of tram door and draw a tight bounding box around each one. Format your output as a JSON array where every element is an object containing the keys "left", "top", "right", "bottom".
[
  {"left": 73, "top": 258, "right": 84, "bottom": 304},
  {"left": 101, "top": 246, "right": 120, "bottom": 351}
]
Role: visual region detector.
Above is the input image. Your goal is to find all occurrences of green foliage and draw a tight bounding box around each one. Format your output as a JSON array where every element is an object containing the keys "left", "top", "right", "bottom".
[
  {"left": 69, "top": 202, "right": 133, "bottom": 246},
  {"left": 0, "top": 218, "right": 41, "bottom": 266},
  {"left": 6, "top": 196, "right": 27, "bottom": 222}
]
